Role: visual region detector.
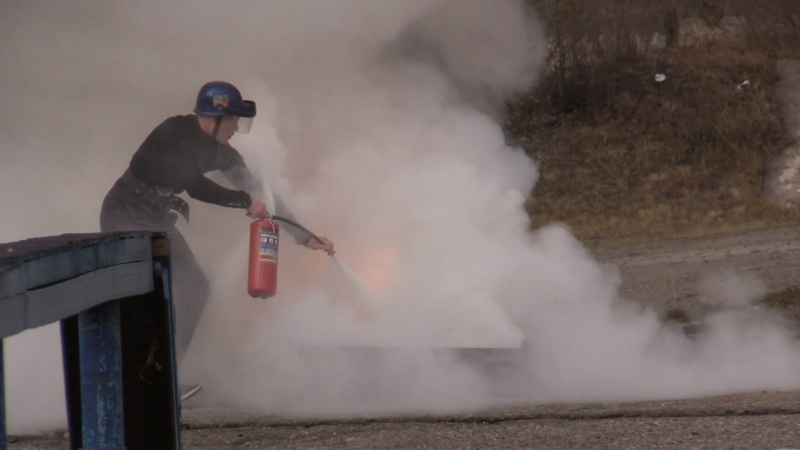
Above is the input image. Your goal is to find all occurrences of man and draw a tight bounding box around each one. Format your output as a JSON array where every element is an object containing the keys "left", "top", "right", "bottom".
[{"left": 100, "top": 81, "right": 335, "bottom": 400}]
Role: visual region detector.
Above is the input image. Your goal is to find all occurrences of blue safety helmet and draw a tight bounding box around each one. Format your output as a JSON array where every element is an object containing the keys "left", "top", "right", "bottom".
[{"left": 193, "top": 81, "right": 257, "bottom": 118}]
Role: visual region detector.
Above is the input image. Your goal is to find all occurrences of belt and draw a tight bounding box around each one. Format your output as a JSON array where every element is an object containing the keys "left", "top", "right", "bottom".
[{"left": 119, "top": 169, "right": 190, "bottom": 223}]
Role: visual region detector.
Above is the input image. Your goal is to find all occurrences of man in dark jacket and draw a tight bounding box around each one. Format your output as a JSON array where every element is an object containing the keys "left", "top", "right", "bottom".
[{"left": 100, "top": 81, "right": 334, "bottom": 400}]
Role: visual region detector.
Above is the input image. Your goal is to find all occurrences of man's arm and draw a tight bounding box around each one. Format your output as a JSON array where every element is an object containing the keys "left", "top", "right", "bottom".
[
  {"left": 183, "top": 174, "right": 271, "bottom": 220},
  {"left": 184, "top": 175, "right": 252, "bottom": 208}
]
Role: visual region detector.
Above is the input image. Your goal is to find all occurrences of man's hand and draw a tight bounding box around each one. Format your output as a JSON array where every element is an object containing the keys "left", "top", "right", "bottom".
[
  {"left": 246, "top": 198, "right": 270, "bottom": 219},
  {"left": 307, "top": 236, "right": 335, "bottom": 255}
]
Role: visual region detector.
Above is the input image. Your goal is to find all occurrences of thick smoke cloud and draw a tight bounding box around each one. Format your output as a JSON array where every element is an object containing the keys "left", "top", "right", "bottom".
[{"left": 2, "top": 0, "right": 799, "bottom": 433}]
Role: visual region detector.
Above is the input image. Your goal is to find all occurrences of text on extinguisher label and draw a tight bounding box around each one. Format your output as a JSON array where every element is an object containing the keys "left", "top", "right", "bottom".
[{"left": 259, "top": 228, "right": 279, "bottom": 262}]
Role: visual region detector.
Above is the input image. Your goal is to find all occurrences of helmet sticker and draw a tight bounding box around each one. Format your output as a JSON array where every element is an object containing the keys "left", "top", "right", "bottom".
[{"left": 212, "top": 94, "right": 229, "bottom": 110}]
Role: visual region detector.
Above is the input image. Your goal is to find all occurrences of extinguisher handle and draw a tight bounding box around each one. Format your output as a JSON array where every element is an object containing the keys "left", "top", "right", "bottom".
[{"left": 246, "top": 211, "right": 271, "bottom": 220}]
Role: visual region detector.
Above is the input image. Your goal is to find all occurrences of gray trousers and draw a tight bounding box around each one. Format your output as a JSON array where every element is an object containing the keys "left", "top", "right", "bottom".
[{"left": 100, "top": 178, "right": 209, "bottom": 363}]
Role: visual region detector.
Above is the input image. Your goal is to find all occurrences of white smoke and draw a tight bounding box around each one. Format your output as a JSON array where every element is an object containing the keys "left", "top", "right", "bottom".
[{"left": 1, "top": 0, "right": 799, "bottom": 433}]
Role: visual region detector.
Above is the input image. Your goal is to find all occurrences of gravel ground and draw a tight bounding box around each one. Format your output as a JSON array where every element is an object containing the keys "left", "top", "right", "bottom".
[
  {"left": 174, "top": 389, "right": 800, "bottom": 449},
  {"left": 11, "top": 392, "right": 800, "bottom": 449},
  {"left": 180, "top": 401, "right": 800, "bottom": 450},
  {"left": 8, "top": 226, "right": 800, "bottom": 449}
]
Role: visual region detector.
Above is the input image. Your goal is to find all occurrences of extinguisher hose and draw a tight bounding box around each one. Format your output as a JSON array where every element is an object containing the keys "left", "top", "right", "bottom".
[{"left": 270, "top": 215, "right": 326, "bottom": 245}]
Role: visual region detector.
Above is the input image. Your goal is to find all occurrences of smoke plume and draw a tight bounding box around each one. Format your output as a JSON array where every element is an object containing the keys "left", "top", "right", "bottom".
[{"left": 1, "top": 0, "right": 799, "bottom": 433}]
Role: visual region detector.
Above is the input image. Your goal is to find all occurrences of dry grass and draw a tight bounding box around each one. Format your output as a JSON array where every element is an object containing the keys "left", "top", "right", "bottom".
[{"left": 507, "top": 1, "right": 800, "bottom": 245}]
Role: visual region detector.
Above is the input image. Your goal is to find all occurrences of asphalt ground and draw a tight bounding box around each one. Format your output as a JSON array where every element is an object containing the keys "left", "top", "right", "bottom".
[
  {"left": 8, "top": 391, "right": 799, "bottom": 449},
  {"left": 176, "top": 391, "right": 800, "bottom": 449}
]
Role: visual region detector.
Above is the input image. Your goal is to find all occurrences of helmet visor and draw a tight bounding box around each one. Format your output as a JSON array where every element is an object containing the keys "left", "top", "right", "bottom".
[
  {"left": 237, "top": 116, "right": 254, "bottom": 134},
  {"left": 235, "top": 100, "right": 257, "bottom": 118}
]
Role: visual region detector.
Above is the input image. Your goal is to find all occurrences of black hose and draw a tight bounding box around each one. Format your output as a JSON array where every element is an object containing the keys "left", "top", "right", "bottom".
[{"left": 270, "top": 215, "right": 325, "bottom": 245}]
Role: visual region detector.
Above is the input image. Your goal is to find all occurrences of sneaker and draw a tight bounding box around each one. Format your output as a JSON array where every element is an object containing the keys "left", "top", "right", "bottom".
[{"left": 179, "top": 383, "right": 202, "bottom": 402}]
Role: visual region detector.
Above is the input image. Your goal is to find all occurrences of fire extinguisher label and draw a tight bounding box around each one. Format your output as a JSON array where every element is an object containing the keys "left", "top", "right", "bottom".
[{"left": 259, "top": 227, "right": 279, "bottom": 262}]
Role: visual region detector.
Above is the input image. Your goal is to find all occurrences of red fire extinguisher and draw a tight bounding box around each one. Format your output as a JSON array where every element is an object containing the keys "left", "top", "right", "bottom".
[{"left": 248, "top": 218, "right": 280, "bottom": 298}]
